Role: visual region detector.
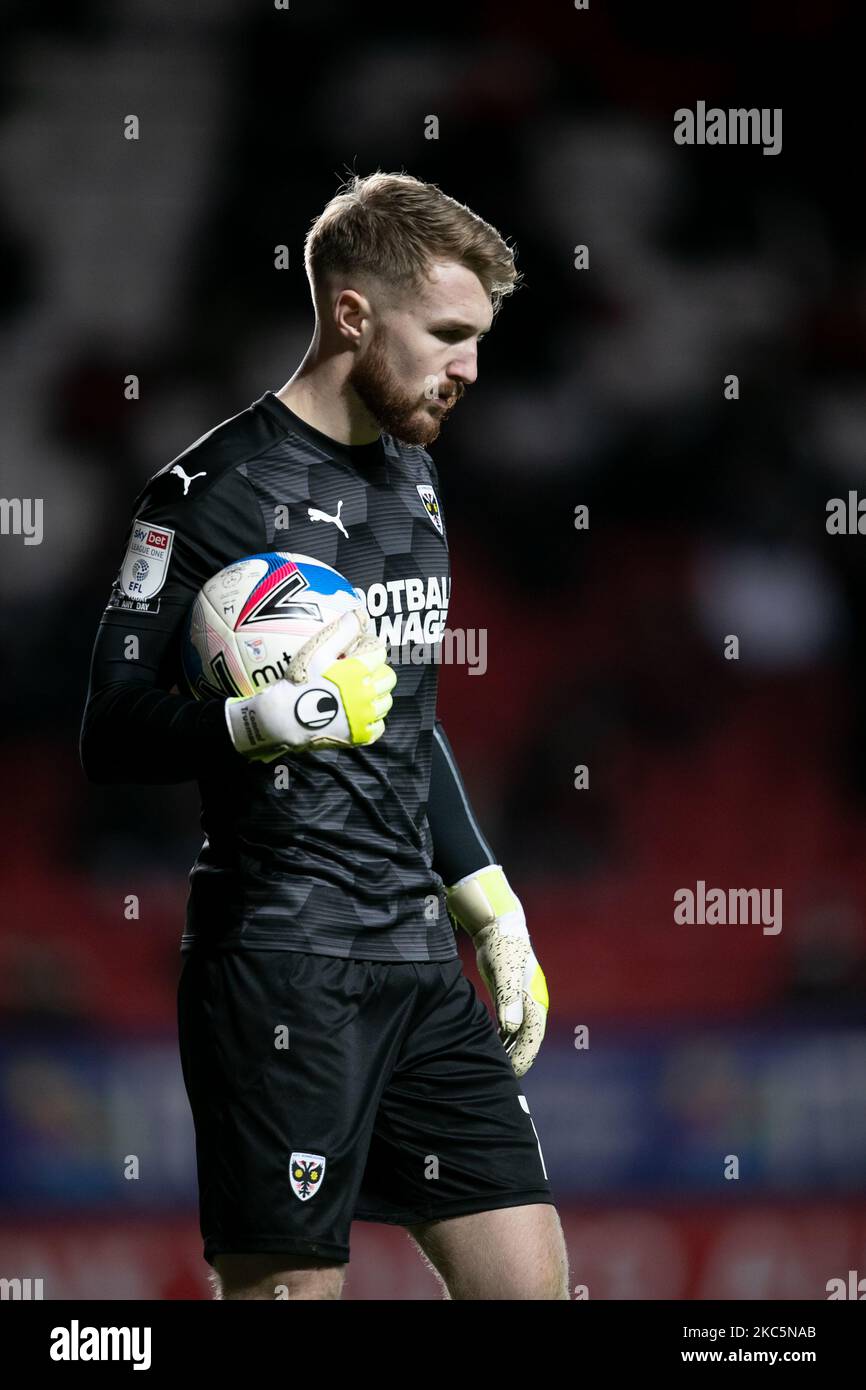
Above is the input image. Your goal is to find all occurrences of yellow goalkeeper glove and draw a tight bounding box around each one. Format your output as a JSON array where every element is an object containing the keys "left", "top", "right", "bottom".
[{"left": 446, "top": 864, "right": 549, "bottom": 1078}]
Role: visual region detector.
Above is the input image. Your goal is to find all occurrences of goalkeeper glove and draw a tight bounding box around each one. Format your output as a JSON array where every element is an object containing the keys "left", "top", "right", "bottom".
[
  {"left": 225, "top": 608, "right": 397, "bottom": 762},
  {"left": 446, "top": 864, "right": 549, "bottom": 1079}
]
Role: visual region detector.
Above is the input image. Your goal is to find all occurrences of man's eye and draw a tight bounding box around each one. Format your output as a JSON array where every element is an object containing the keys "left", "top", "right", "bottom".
[{"left": 437, "top": 331, "right": 485, "bottom": 344}]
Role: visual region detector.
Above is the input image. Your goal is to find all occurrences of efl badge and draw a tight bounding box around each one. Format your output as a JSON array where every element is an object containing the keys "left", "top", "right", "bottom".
[
  {"left": 289, "top": 1152, "right": 326, "bottom": 1201},
  {"left": 108, "top": 518, "right": 175, "bottom": 613},
  {"left": 416, "top": 483, "right": 444, "bottom": 536}
]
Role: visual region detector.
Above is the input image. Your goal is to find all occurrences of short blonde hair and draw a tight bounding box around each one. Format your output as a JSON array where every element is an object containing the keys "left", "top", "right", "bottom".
[{"left": 304, "top": 170, "right": 521, "bottom": 315}]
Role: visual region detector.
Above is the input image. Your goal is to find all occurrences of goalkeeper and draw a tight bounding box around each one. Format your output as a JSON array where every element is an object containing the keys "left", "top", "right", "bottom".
[{"left": 80, "top": 171, "right": 567, "bottom": 1301}]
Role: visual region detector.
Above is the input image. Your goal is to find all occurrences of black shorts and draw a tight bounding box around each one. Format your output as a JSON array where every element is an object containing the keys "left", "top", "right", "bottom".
[{"left": 177, "top": 949, "right": 553, "bottom": 1266}]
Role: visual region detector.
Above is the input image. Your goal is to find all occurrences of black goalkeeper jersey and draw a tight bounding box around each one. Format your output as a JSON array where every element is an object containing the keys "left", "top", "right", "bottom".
[{"left": 81, "top": 390, "right": 467, "bottom": 961}]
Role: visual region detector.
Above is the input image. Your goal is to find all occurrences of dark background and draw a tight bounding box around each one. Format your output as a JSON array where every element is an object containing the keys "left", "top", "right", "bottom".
[{"left": 1, "top": 0, "right": 865, "bottom": 1299}]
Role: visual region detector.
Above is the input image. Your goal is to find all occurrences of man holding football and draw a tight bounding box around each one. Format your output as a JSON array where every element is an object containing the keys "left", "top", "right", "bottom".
[{"left": 80, "top": 171, "right": 567, "bottom": 1300}]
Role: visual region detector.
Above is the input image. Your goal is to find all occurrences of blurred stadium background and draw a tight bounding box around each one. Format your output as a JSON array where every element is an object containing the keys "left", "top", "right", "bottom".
[{"left": 2, "top": 1, "right": 866, "bottom": 1299}]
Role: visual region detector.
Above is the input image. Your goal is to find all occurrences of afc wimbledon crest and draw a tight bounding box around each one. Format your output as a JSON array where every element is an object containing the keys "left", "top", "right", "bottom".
[
  {"left": 416, "top": 483, "right": 444, "bottom": 536},
  {"left": 289, "top": 1151, "right": 326, "bottom": 1201}
]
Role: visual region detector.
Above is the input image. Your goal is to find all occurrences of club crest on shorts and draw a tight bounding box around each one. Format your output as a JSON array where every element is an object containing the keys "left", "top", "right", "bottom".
[
  {"left": 289, "top": 1152, "right": 326, "bottom": 1201},
  {"left": 416, "top": 483, "right": 443, "bottom": 536}
]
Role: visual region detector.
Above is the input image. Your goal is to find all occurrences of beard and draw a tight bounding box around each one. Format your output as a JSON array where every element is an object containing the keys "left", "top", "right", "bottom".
[{"left": 347, "top": 329, "right": 462, "bottom": 446}]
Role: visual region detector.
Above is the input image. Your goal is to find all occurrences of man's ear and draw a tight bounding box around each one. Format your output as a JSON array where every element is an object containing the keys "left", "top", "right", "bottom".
[{"left": 333, "top": 287, "right": 371, "bottom": 346}]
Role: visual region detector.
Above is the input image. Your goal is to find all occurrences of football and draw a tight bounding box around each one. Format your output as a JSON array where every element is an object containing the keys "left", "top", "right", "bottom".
[{"left": 182, "top": 551, "right": 367, "bottom": 701}]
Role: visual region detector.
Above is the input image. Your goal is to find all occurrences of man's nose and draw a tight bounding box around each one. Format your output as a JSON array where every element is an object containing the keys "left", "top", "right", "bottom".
[{"left": 448, "top": 350, "right": 477, "bottom": 387}]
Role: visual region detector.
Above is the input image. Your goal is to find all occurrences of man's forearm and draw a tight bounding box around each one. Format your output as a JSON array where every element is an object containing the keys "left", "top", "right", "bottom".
[
  {"left": 429, "top": 718, "right": 497, "bottom": 885},
  {"left": 80, "top": 681, "right": 236, "bottom": 785}
]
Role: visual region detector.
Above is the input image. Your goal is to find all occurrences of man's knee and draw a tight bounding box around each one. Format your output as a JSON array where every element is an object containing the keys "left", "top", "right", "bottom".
[
  {"left": 448, "top": 1248, "right": 569, "bottom": 1301},
  {"left": 211, "top": 1252, "right": 346, "bottom": 1300}
]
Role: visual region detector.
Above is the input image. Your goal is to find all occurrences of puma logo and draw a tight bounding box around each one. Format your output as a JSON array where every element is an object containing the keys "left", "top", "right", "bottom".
[
  {"left": 308, "top": 499, "right": 348, "bottom": 538},
  {"left": 171, "top": 465, "right": 207, "bottom": 495}
]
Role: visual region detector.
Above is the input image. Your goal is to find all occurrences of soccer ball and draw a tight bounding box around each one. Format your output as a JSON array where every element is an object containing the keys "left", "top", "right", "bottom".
[{"left": 182, "top": 551, "right": 367, "bottom": 701}]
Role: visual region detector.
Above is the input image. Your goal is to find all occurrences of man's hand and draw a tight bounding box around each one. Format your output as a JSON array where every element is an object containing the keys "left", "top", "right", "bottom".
[
  {"left": 225, "top": 608, "right": 397, "bottom": 762},
  {"left": 446, "top": 864, "right": 549, "bottom": 1078}
]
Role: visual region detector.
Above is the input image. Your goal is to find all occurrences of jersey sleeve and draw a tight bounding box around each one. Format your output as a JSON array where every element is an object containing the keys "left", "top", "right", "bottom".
[
  {"left": 80, "top": 466, "right": 267, "bottom": 784},
  {"left": 429, "top": 717, "right": 497, "bottom": 886}
]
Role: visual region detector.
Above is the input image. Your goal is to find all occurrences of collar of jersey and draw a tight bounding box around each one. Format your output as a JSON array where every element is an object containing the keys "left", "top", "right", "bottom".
[{"left": 259, "top": 390, "right": 388, "bottom": 468}]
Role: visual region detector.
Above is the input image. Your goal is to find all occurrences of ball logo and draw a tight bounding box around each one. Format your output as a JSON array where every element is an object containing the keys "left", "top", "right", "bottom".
[
  {"left": 295, "top": 689, "right": 338, "bottom": 730},
  {"left": 221, "top": 567, "right": 245, "bottom": 588},
  {"left": 132, "top": 559, "right": 149, "bottom": 581}
]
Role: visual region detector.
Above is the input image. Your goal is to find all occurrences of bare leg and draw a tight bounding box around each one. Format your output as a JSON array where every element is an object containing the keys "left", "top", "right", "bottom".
[
  {"left": 211, "top": 1252, "right": 346, "bottom": 1300},
  {"left": 407, "top": 1203, "right": 569, "bottom": 1300}
]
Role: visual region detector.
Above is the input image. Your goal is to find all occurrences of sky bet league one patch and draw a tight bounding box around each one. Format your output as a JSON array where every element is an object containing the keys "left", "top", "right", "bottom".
[{"left": 107, "top": 518, "right": 175, "bottom": 615}]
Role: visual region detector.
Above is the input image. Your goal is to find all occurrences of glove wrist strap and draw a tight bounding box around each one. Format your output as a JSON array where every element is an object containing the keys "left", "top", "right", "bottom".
[{"left": 446, "top": 864, "right": 519, "bottom": 937}]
